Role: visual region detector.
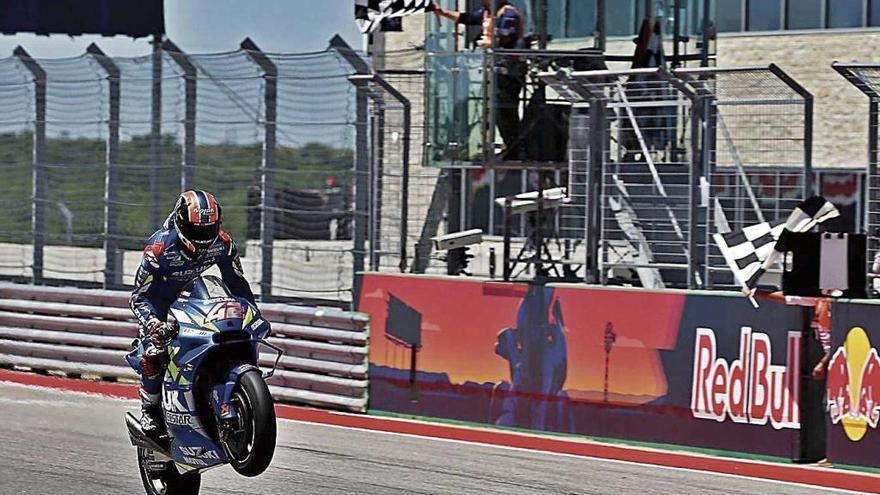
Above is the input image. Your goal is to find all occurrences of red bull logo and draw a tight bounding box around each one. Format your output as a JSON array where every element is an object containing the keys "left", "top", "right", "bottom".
[
  {"left": 827, "top": 327, "right": 880, "bottom": 441},
  {"left": 691, "top": 327, "right": 801, "bottom": 429}
]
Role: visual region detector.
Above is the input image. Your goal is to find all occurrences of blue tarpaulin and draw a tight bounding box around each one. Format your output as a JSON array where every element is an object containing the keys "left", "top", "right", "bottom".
[{"left": 0, "top": 0, "right": 164, "bottom": 37}]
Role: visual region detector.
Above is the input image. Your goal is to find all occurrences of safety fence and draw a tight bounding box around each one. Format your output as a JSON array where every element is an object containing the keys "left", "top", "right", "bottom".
[
  {"left": 541, "top": 64, "right": 813, "bottom": 289},
  {"left": 3, "top": 36, "right": 879, "bottom": 301},
  {"left": 832, "top": 62, "right": 880, "bottom": 277},
  {"left": 0, "top": 36, "right": 392, "bottom": 304},
  {"left": 0, "top": 282, "right": 369, "bottom": 412}
]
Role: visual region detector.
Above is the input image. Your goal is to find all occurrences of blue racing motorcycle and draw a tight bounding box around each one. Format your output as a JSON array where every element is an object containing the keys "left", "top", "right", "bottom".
[{"left": 124, "top": 275, "right": 282, "bottom": 495}]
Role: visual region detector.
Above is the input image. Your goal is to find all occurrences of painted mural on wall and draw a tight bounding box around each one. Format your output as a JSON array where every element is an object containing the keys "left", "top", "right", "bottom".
[{"left": 359, "top": 274, "right": 807, "bottom": 456}]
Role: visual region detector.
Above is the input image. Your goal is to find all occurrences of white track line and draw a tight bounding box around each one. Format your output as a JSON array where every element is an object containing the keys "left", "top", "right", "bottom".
[
  {"left": 279, "top": 417, "right": 876, "bottom": 495},
  {"left": 1, "top": 380, "right": 873, "bottom": 495}
]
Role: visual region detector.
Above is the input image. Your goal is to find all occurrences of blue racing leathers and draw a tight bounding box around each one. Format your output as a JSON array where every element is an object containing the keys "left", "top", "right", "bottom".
[{"left": 130, "top": 220, "right": 255, "bottom": 396}]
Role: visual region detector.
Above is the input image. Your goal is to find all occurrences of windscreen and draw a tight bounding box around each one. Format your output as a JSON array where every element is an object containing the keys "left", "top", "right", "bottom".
[{"left": 186, "top": 275, "right": 233, "bottom": 301}]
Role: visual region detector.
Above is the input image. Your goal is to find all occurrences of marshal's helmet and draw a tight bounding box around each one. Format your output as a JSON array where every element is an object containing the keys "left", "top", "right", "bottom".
[{"left": 173, "top": 190, "right": 222, "bottom": 255}]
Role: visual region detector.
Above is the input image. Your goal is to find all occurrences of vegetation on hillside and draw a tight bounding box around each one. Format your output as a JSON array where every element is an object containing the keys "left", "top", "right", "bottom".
[{"left": 0, "top": 131, "right": 353, "bottom": 249}]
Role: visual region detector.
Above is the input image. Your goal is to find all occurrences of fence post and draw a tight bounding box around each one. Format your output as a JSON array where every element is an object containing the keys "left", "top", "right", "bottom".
[
  {"left": 87, "top": 44, "right": 122, "bottom": 289},
  {"left": 14, "top": 46, "right": 46, "bottom": 285},
  {"left": 689, "top": 97, "right": 707, "bottom": 289},
  {"left": 242, "top": 38, "right": 277, "bottom": 301},
  {"left": 585, "top": 101, "right": 605, "bottom": 283},
  {"left": 149, "top": 34, "right": 163, "bottom": 229},
  {"left": 870, "top": 99, "right": 878, "bottom": 234},
  {"left": 370, "top": 96, "right": 383, "bottom": 271},
  {"left": 330, "top": 36, "right": 371, "bottom": 299},
  {"left": 163, "top": 40, "right": 197, "bottom": 192}
]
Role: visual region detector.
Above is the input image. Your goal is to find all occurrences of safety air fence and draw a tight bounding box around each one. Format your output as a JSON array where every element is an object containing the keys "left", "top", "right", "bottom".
[
  {"left": 0, "top": 282, "right": 369, "bottom": 412},
  {"left": 358, "top": 272, "right": 880, "bottom": 469}
]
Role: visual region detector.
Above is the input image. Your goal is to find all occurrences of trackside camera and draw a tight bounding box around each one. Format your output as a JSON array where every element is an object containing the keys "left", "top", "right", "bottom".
[
  {"left": 431, "top": 229, "right": 483, "bottom": 276},
  {"left": 431, "top": 229, "right": 483, "bottom": 251}
]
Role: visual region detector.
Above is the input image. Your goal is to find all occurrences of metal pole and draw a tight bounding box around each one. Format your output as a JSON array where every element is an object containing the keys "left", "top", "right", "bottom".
[
  {"left": 672, "top": 0, "right": 681, "bottom": 69},
  {"left": 503, "top": 197, "right": 512, "bottom": 281},
  {"left": 409, "top": 344, "right": 418, "bottom": 402},
  {"left": 704, "top": 97, "right": 717, "bottom": 287},
  {"left": 804, "top": 95, "right": 815, "bottom": 197},
  {"left": 14, "top": 47, "right": 46, "bottom": 284},
  {"left": 689, "top": 98, "right": 706, "bottom": 289},
  {"left": 869, "top": 100, "right": 878, "bottom": 237},
  {"left": 537, "top": 0, "right": 549, "bottom": 50},
  {"left": 596, "top": 0, "right": 607, "bottom": 51},
  {"left": 400, "top": 88, "right": 411, "bottom": 273},
  {"left": 87, "top": 44, "right": 121, "bottom": 289},
  {"left": 242, "top": 38, "right": 278, "bottom": 301},
  {"left": 369, "top": 103, "right": 382, "bottom": 270},
  {"left": 149, "top": 34, "right": 163, "bottom": 229},
  {"left": 701, "top": 0, "right": 711, "bottom": 67},
  {"left": 585, "top": 101, "right": 605, "bottom": 283},
  {"left": 163, "top": 40, "right": 197, "bottom": 191},
  {"left": 330, "top": 36, "right": 371, "bottom": 298}
]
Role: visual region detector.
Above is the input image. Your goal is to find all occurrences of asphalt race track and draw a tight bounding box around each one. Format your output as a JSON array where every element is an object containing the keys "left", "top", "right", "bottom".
[{"left": 0, "top": 381, "right": 864, "bottom": 495}]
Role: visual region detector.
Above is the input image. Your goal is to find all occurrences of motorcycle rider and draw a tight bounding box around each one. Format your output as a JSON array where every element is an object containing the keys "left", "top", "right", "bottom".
[{"left": 130, "top": 190, "right": 257, "bottom": 436}]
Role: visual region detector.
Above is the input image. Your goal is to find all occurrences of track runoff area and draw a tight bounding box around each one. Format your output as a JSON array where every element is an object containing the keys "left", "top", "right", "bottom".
[{"left": 0, "top": 370, "right": 876, "bottom": 495}]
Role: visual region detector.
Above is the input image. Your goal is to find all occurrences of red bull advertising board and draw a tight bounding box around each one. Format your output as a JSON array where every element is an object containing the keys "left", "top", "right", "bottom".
[
  {"left": 691, "top": 327, "right": 801, "bottom": 430},
  {"left": 827, "top": 300, "right": 880, "bottom": 467},
  {"left": 359, "top": 274, "right": 811, "bottom": 458}
]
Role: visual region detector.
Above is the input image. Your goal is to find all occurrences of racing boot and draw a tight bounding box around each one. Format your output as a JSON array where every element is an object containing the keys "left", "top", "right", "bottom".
[{"left": 139, "top": 389, "right": 167, "bottom": 438}]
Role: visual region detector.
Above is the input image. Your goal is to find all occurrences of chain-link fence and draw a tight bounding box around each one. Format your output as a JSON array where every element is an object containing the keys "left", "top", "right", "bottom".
[
  {"left": 833, "top": 62, "right": 880, "bottom": 279},
  {"left": 674, "top": 65, "right": 813, "bottom": 289},
  {"left": 2, "top": 37, "right": 874, "bottom": 301},
  {"left": 0, "top": 38, "right": 376, "bottom": 305},
  {"left": 542, "top": 64, "right": 814, "bottom": 289}
]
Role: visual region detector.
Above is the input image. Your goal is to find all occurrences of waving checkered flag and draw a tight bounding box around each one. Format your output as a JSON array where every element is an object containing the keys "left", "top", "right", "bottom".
[
  {"left": 355, "top": 0, "right": 435, "bottom": 34},
  {"left": 714, "top": 219, "right": 786, "bottom": 291},
  {"left": 714, "top": 196, "right": 840, "bottom": 296}
]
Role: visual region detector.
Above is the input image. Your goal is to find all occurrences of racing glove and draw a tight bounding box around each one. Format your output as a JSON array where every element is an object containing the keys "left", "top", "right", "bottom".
[{"left": 147, "top": 318, "right": 176, "bottom": 350}]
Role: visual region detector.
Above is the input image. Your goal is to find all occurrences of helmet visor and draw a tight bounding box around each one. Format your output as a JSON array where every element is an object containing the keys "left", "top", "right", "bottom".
[{"left": 178, "top": 219, "right": 220, "bottom": 252}]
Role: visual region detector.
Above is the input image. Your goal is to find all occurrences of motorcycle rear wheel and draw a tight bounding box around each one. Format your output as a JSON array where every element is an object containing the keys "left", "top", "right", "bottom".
[
  {"left": 224, "top": 369, "right": 277, "bottom": 477},
  {"left": 137, "top": 447, "right": 201, "bottom": 495}
]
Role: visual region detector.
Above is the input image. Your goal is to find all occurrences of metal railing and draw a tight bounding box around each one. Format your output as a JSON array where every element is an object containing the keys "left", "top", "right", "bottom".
[
  {"left": 541, "top": 64, "right": 814, "bottom": 289},
  {"left": 0, "top": 282, "right": 370, "bottom": 412},
  {"left": 674, "top": 65, "right": 813, "bottom": 289}
]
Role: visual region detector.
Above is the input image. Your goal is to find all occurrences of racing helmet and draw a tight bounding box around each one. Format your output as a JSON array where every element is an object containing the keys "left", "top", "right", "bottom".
[{"left": 173, "top": 190, "right": 222, "bottom": 255}]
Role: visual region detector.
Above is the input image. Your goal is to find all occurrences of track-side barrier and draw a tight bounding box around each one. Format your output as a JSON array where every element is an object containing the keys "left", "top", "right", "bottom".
[{"left": 0, "top": 282, "right": 369, "bottom": 412}]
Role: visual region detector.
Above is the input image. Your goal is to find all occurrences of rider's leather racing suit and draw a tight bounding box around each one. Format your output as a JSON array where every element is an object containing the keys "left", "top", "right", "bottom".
[{"left": 130, "top": 216, "right": 256, "bottom": 408}]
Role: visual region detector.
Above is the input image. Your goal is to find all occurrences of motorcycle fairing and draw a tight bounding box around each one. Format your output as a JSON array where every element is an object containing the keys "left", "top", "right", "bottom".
[
  {"left": 125, "top": 275, "right": 275, "bottom": 475},
  {"left": 211, "top": 364, "right": 261, "bottom": 422}
]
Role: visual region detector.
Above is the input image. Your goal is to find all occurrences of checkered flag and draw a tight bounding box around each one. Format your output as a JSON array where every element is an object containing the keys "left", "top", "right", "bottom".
[
  {"left": 714, "top": 196, "right": 840, "bottom": 297},
  {"left": 355, "top": 0, "right": 435, "bottom": 34},
  {"left": 714, "top": 219, "right": 786, "bottom": 292}
]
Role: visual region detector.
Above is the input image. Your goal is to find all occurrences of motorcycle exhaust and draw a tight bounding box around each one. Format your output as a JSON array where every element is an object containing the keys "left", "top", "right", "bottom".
[{"left": 124, "top": 412, "right": 173, "bottom": 460}]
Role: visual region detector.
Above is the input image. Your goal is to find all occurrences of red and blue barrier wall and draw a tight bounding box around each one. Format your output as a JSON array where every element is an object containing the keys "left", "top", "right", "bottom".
[{"left": 358, "top": 273, "right": 821, "bottom": 460}]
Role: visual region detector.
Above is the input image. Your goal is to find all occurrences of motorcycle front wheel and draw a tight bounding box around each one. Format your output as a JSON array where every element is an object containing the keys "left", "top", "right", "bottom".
[
  {"left": 137, "top": 447, "right": 201, "bottom": 495},
  {"left": 223, "top": 369, "right": 277, "bottom": 477}
]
